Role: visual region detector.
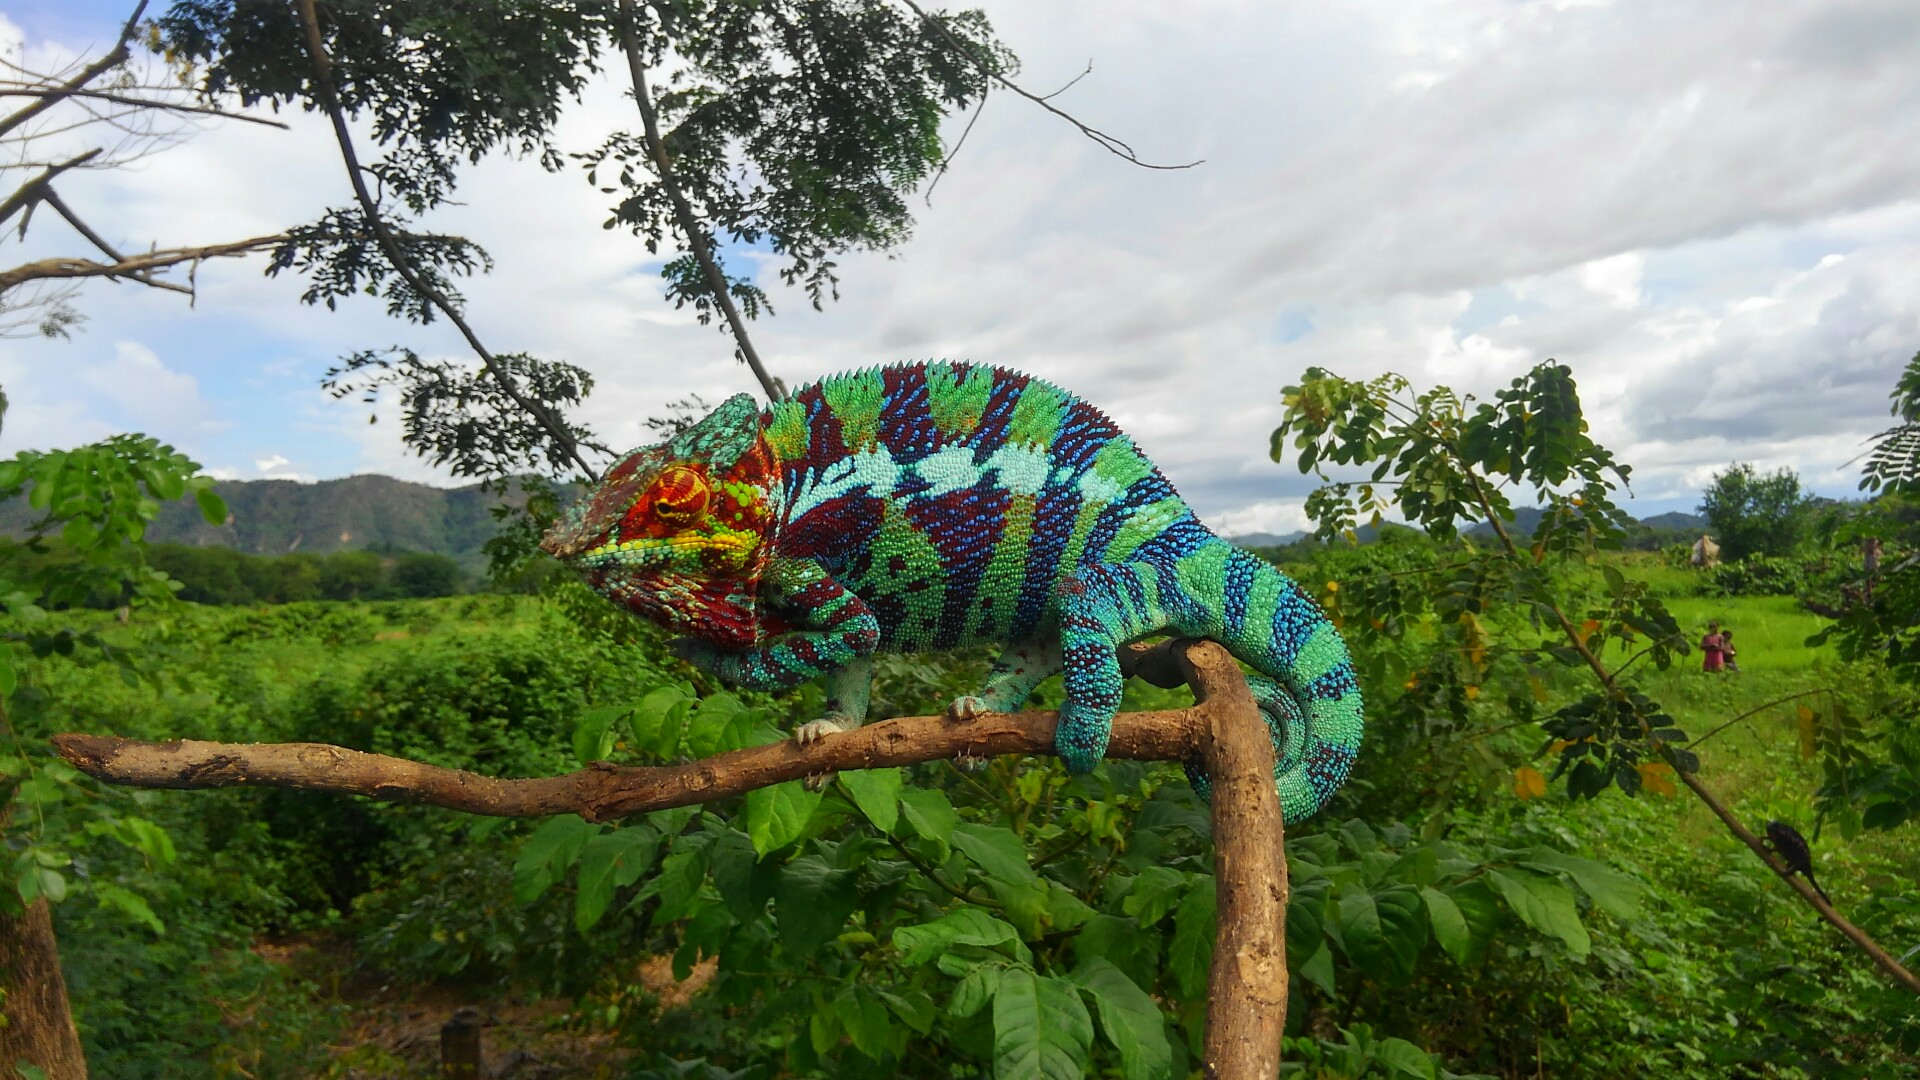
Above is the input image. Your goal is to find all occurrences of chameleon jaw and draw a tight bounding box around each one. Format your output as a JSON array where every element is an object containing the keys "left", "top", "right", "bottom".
[{"left": 575, "top": 530, "right": 759, "bottom": 573}]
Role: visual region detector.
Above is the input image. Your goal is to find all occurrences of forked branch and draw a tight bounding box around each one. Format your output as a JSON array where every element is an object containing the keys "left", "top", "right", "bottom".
[{"left": 53, "top": 638, "right": 1289, "bottom": 1078}]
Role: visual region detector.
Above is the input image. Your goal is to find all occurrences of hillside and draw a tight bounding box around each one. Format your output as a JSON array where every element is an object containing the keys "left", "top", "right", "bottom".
[{"left": 0, "top": 474, "right": 561, "bottom": 562}]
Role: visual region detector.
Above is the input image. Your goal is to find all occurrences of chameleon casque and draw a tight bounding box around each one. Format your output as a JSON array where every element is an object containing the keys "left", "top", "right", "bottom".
[{"left": 541, "top": 362, "right": 1363, "bottom": 820}]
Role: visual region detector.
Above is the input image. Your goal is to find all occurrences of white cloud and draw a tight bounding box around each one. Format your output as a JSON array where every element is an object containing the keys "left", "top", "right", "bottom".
[
  {"left": 5, "top": 0, "right": 1920, "bottom": 527},
  {"left": 254, "top": 454, "right": 290, "bottom": 473}
]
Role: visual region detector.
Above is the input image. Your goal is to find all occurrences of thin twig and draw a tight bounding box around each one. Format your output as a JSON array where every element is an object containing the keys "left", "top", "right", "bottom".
[
  {"left": 0, "top": 1, "right": 147, "bottom": 142},
  {"left": 923, "top": 85, "right": 987, "bottom": 206},
  {"left": 613, "top": 0, "right": 784, "bottom": 403},
  {"left": 0, "top": 149, "right": 102, "bottom": 231},
  {"left": 0, "top": 88, "right": 289, "bottom": 129},
  {"left": 1690, "top": 688, "right": 1833, "bottom": 748},
  {"left": 893, "top": 0, "right": 1202, "bottom": 171},
  {"left": 292, "top": 0, "right": 601, "bottom": 482},
  {"left": 1672, "top": 764, "right": 1920, "bottom": 995}
]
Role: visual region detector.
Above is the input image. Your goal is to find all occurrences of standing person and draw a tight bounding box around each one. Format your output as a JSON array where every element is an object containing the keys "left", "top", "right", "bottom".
[
  {"left": 1700, "top": 622, "right": 1725, "bottom": 673},
  {"left": 1721, "top": 629, "right": 1739, "bottom": 673}
]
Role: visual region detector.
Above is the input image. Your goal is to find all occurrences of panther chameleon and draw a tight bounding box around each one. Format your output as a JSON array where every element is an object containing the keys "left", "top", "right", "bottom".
[{"left": 541, "top": 361, "right": 1363, "bottom": 820}]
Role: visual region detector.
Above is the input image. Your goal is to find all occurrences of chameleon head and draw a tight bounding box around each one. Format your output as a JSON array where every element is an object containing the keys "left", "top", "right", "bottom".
[{"left": 540, "top": 394, "right": 781, "bottom": 641}]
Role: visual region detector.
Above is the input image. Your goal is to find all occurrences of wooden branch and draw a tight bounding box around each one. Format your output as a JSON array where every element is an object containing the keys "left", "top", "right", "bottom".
[
  {"left": 293, "top": 0, "right": 601, "bottom": 483},
  {"left": 0, "top": 149, "right": 102, "bottom": 231},
  {"left": 52, "top": 638, "right": 1292, "bottom": 1076},
  {"left": 0, "top": 234, "right": 285, "bottom": 295},
  {"left": 1674, "top": 766, "right": 1920, "bottom": 995},
  {"left": 0, "top": 88, "right": 290, "bottom": 129},
  {"left": 614, "top": 0, "right": 785, "bottom": 403},
  {"left": 0, "top": 2, "right": 146, "bottom": 142}
]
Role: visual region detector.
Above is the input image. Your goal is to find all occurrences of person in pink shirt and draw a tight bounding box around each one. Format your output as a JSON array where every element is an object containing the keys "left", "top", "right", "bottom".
[{"left": 1700, "top": 622, "right": 1725, "bottom": 673}]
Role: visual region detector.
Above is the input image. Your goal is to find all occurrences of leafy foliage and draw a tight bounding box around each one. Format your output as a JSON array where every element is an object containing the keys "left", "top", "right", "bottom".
[{"left": 1698, "top": 462, "right": 1812, "bottom": 562}]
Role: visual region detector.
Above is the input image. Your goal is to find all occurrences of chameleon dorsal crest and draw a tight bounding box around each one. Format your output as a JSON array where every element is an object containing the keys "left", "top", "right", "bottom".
[{"left": 668, "top": 393, "right": 764, "bottom": 468}]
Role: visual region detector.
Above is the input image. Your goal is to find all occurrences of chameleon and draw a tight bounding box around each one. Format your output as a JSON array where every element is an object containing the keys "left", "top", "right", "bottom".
[{"left": 541, "top": 362, "right": 1363, "bottom": 820}]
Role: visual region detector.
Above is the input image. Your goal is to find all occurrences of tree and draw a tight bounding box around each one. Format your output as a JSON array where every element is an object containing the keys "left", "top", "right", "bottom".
[
  {"left": 0, "top": 393, "right": 226, "bottom": 1076},
  {"left": 1698, "top": 462, "right": 1810, "bottom": 561},
  {"left": 388, "top": 550, "right": 461, "bottom": 598},
  {"left": 318, "top": 549, "right": 383, "bottom": 601}
]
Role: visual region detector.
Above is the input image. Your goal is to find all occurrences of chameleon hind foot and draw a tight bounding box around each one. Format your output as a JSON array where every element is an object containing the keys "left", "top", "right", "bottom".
[
  {"left": 794, "top": 714, "right": 858, "bottom": 790},
  {"left": 947, "top": 696, "right": 987, "bottom": 723}
]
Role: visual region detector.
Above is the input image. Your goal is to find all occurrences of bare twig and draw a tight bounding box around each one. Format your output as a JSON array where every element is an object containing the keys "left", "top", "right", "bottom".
[
  {"left": 0, "top": 233, "right": 285, "bottom": 294},
  {"left": 893, "top": 0, "right": 1201, "bottom": 171},
  {"left": 53, "top": 638, "right": 1291, "bottom": 1074},
  {"left": 0, "top": 150, "right": 102, "bottom": 231},
  {"left": 0, "top": 88, "right": 289, "bottom": 129},
  {"left": 1673, "top": 766, "right": 1920, "bottom": 995},
  {"left": 292, "top": 0, "right": 601, "bottom": 482},
  {"left": 614, "top": 0, "right": 784, "bottom": 403},
  {"left": 0, "top": 1, "right": 147, "bottom": 142}
]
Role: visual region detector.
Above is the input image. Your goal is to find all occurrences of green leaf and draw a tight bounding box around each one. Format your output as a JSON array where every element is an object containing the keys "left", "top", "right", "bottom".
[
  {"left": 840, "top": 987, "right": 894, "bottom": 1060},
  {"left": 1374, "top": 886, "right": 1428, "bottom": 979},
  {"left": 1486, "top": 868, "right": 1590, "bottom": 958},
  {"left": 1419, "top": 886, "right": 1471, "bottom": 965},
  {"left": 194, "top": 485, "right": 227, "bottom": 525},
  {"left": 774, "top": 855, "right": 859, "bottom": 954},
  {"left": 1071, "top": 958, "right": 1173, "bottom": 1080},
  {"left": 953, "top": 823, "right": 1040, "bottom": 887},
  {"left": 949, "top": 960, "right": 1003, "bottom": 1018},
  {"left": 35, "top": 868, "right": 66, "bottom": 904},
  {"left": 839, "top": 767, "right": 902, "bottom": 833},
  {"left": 94, "top": 882, "right": 164, "bottom": 935},
  {"left": 1120, "top": 866, "right": 1186, "bottom": 926},
  {"left": 1372, "top": 1037, "right": 1440, "bottom": 1079},
  {"left": 877, "top": 987, "right": 936, "bottom": 1034},
  {"left": 572, "top": 704, "right": 628, "bottom": 765},
  {"left": 0, "top": 651, "right": 15, "bottom": 698},
  {"left": 900, "top": 787, "right": 959, "bottom": 859},
  {"left": 1297, "top": 943, "right": 1336, "bottom": 997},
  {"left": 683, "top": 692, "right": 748, "bottom": 758},
  {"left": 1168, "top": 876, "right": 1216, "bottom": 1001},
  {"left": 512, "top": 815, "right": 597, "bottom": 905},
  {"left": 895, "top": 907, "right": 1031, "bottom": 967},
  {"left": 1337, "top": 888, "right": 1384, "bottom": 970},
  {"left": 574, "top": 827, "right": 661, "bottom": 932},
  {"left": 628, "top": 687, "right": 693, "bottom": 760},
  {"left": 745, "top": 780, "right": 822, "bottom": 855},
  {"left": 708, "top": 830, "right": 778, "bottom": 923},
  {"left": 993, "top": 968, "right": 1093, "bottom": 1080},
  {"left": 1519, "top": 848, "right": 1644, "bottom": 920}
]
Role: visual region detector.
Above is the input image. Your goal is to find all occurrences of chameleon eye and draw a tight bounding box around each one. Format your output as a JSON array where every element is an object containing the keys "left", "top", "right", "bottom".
[{"left": 650, "top": 466, "right": 710, "bottom": 527}]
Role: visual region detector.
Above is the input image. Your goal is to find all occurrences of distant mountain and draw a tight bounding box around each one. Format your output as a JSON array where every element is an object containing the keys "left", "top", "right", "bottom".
[
  {"left": 0, "top": 474, "right": 562, "bottom": 564},
  {"left": 1226, "top": 530, "right": 1307, "bottom": 549},
  {"left": 1638, "top": 511, "right": 1708, "bottom": 533}
]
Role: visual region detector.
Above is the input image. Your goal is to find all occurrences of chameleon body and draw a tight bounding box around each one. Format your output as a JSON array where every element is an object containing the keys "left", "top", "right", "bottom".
[{"left": 542, "top": 362, "right": 1363, "bottom": 820}]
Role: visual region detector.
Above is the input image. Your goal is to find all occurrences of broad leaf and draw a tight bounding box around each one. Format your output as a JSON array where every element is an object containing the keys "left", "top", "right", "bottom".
[
  {"left": 574, "top": 826, "right": 661, "bottom": 931},
  {"left": 746, "top": 780, "right": 822, "bottom": 855},
  {"left": 1486, "top": 868, "right": 1590, "bottom": 958},
  {"left": 839, "top": 767, "right": 903, "bottom": 833},
  {"left": 953, "top": 824, "right": 1041, "bottom": 887},
  {"left": 1071, "top": 958, "right": 1173, "bottom": 1080},
  {"left": 993, "top": 968, "right": 1093, "bottom": 1080},
  {"left": 774, "top": 855, "right": 860, "bottom": 954},
  {"left": 1168, "top": 876, "right": 1216, "bottom": 1001}
]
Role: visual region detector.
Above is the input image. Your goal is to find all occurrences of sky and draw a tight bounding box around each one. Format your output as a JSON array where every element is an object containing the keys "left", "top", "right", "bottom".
[{"left": 4, "top": 0, "right": 1920, "bottom": 538}]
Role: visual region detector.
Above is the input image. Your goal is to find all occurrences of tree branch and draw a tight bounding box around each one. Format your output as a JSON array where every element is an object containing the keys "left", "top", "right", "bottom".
[
  {"left": 52, "top": 638, "right": 1291, "bottom": 1074},
  {"left": 0, "top": 88, "right": 289, "bottom": 129},
  {"left": 0, "top": 233, "right": 286, "bottom": 294},
  {"left": 292, "top": 0, "right": 600, "bottom": 482},
  {"left": 614, "top": 0, "right": 785, "bottom": 403},
  {"left": 892, "top": 0, "right": 1202, "bottom": 171},
  {"left": 1673, "top": 765, "right": 1920, "bottom": 995},
  {"left": 0, "top": 149, "right": 103, "bottom": 232},
  {"left": 0, "top": 1, "right": 147, "bottom": 142}
]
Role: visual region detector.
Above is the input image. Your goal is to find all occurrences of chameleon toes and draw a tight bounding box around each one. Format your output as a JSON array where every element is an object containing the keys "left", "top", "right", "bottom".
[{"left": 947, "top": 696, "right": 986, "bottom": 723}]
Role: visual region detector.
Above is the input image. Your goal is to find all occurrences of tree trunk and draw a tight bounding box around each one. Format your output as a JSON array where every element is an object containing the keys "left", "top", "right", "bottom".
[{"left": 0, "top": 898, "right": 85, "bottom": 1078}]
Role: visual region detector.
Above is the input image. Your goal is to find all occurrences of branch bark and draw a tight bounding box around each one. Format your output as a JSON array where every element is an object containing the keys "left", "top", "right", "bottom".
[
  {"left": 53, "top": 638, "right": 1292, "bottom": 1075},
  {"left": 292, "top": 0, "right": 600, "bottom": 482},
  {"left": 0, "top": 1, "right": 146, "bottom": 142},
  {"left": 1674, "top": 766, "right": 1920, "bottom": 995},
  {"left": 614, "top": 0, "right": 784, "bottom": 403},
  {"left": 0, "top": 232, "right": 287, "bottom": 294}
]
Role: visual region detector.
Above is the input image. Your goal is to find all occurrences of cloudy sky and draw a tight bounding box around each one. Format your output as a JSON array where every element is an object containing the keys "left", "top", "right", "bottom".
[{"left": 4, "top": 0, "right": 1920, "bottom": 537}]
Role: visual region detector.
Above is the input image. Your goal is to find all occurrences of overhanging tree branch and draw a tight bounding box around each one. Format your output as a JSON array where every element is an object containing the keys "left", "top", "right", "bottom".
[
  {"left": 52, "top": 638, "right": 1290, "bottom": 1077},
  {"left": 614, "top": 0, "right": 784, "bottom": 403},
  {"left": 893, "top": 0, "right": 1202, "bottom": 172},
  {"left": 0, "top": 1, "right": 146, "bottom": 142},
  {"left": 0, "top": 234, "right": 287, "bottom": 294},
  {"left": 291, "top": 0, "right": 600, "bottom": 482}
]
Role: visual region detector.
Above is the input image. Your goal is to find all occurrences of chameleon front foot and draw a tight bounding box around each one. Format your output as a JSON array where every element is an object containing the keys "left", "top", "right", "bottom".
[
  {"left": 952, "top": 748, "right": 990, "bottom": 774},
  {"left": 947, "top": 696, "right": 987, "bottom": 723},
  {"left": 793, "top": 715, "right": 859, "bottom": 789}
]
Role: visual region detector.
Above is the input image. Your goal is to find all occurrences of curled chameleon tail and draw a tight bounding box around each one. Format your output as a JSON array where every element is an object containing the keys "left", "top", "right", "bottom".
[{"left": 1177, "top": 543, "right": 1364, "bottom": 821}]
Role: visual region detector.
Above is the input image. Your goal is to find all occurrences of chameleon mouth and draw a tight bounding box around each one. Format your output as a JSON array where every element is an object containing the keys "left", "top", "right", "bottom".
[{"left": 575, "top": 531, "right": 758, "bottom": 570}]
